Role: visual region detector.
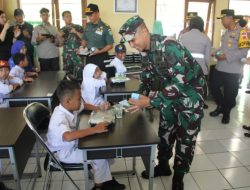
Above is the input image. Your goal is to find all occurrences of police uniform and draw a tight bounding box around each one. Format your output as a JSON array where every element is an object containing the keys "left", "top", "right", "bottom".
[
  {"left": 83, "top": 4, "right": 114, "bottom": 71},
  {"left": 119, "top": 16, "right": 206, "bottom": 188},
  {"left": 210, "top": 9, "right": 249, "bottom": 124}
]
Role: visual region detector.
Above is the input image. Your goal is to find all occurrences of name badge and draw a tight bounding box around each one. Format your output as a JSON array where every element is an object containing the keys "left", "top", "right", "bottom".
[{"left": 95, "top": 30, "right": 103, "bottom": 35}]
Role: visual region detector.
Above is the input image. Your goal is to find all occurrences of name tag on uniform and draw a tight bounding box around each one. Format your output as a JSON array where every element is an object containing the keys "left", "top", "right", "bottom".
[{"left": 95, "top": 30, "right": 103, "bottom": 35}]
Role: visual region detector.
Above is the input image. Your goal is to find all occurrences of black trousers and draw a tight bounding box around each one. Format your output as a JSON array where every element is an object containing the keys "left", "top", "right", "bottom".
[
  {"left": 39, "top": 57, "right": 60, "bottom": 71},
  {"left": 210, "top": 69, "right": 240, "bottom": 113},
  {"left": 86, "top": 52, "right": 108, "bottom": 71}
]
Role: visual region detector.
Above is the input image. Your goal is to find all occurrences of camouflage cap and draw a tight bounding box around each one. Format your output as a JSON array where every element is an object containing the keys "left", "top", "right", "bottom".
[{"left": 119, "top": 15, "right": 144, "bottom": 43}]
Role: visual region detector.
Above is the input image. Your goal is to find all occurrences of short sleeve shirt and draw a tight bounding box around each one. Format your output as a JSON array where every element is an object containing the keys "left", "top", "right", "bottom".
[{"left": 83, "top": 19, "right": 114, "bottom": 49}]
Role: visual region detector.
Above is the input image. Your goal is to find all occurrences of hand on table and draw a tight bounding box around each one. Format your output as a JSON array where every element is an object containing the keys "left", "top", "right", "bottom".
[
  {"left": 94, "top": 122, "right": 109, "bottom": 134},
  {"left": 127, "top": 95, "right": 151, "bottom": 112}
]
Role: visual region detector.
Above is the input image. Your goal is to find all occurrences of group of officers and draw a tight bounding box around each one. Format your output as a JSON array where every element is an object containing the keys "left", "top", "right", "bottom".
[{"left": 1, "top": 3, "right": 249, "bottom": 190}]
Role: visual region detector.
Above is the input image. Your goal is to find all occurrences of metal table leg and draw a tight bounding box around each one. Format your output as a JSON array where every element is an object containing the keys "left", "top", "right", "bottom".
[
  {"left": 8, "top": 148, "right": 21, "bottom": 190},
  {"left": 83, "top": 150, "right": 90, "bottom": 190},
  {"left": 149, "top": 145, "right": 156, "bottom": 190}
]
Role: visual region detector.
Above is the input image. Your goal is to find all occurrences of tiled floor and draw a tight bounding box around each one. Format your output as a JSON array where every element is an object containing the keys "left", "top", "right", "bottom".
[{"left": 1, "top": 90, "right": 250, "bottom": 190}]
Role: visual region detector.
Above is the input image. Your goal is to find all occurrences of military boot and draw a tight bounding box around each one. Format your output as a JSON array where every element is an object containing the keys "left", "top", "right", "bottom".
[
  {"left": 141, "top": 159, "right": 172, "bottom": 179},
  {"left": 221, "top": 108, "right": 231, "bottom": 124},
  {"left": 172, "top": 173, "right": 184, "bottom": 190},
  {"left": 209, "top": 105, "right": 223, "bottom": 117}
]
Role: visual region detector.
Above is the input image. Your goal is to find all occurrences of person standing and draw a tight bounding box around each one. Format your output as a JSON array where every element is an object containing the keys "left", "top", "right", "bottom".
[
  {"left": 32, "top": 8, "right": 59, "bottom": 71},
  {"left": 9, "top": 9, "right": 34, "bottom": 65},
  {"left": 119, "top": 16, "right": 206, "bottom": 190},
  {"left": 82, "top": 3, "right": 114, "bottom": 71},
  {"left": 0, "top": 10, "right": 12, "bottom": 61},
  {"left": 210, "top": 9, "right": 249, "bottom": 124},
  {"left": 59, "top": 11, "right": 84, "bottom": 78},
  {"left": 180, "top": 16, "right": 211, "bottom": 109}
]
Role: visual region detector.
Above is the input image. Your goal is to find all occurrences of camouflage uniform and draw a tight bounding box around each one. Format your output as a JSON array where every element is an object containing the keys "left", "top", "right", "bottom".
[
  {"left": 60, "top": 24, "right": 84, "bottom": 78},
  {"left": 120, "top": 16, "right": 206, "bottom": 174}
]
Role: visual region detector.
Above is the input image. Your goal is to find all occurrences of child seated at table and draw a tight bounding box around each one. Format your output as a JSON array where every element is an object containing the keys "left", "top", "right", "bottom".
[
  {"left": 81, "top": 64, "right": 110, "bottom": 108},
  {"left": 8, "top": 40, "right": 38, "bottom": 72},
  {"left": 46, "top": 80, "right": 125, "bottom": 190},
  {"left": 0, "top": 60, "right": 23, "bottom": 107},
  {"left": 10, "top": 53, "right": 38, "bottom": 82},
  {"left": 108, "top": 43, "right": 127, "bottom": 75}
]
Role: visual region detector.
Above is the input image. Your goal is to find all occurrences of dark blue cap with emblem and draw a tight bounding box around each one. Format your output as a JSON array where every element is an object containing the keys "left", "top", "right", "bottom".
[{"left": 115, "top": 43, "right": 126, "bottom": 53}]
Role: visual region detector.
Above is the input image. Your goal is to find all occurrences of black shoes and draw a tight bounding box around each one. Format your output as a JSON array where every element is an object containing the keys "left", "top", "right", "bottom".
[
  {"left": 242, "top": 125, "right": 250, "bottom": 137},
  {"left": 0, "top": 182, "right": 12, "bottom": 190},
  {"left": 209, "top": 106, "right": 223, "bottom": 117},
  {"left": 102, "top": 178, "right": 125, "bottom": 190},
  {"left": 203, "top": 103, "right": 209, "bottom": 109},
  {"left": 141, "top": 164, "right": 172, "bottom": 179},
  {"left": 92, "top": 178, "right": 125, "bottom": 190},
  {"left": 221, "top": 114, "right": 230, "bottom": 124},
  {"left": 172, "top": 173, "right": 184, "bottom": 190},
  {"left": 243, "top": 125, "right": 250, "bottom": 130}
]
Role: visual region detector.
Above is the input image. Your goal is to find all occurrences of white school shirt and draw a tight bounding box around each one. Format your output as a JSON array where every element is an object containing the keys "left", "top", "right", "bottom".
[
  {"left": 0, "top": 76, "right": 23, "bottom": 106},
  {"left": 81, "top": 64, "right": 106, "bottom": 106},
  {"left": 46, "top": 104, "right": 84, "bottom": 160},
  {"left": 9, "top": 65, "right": 25, "bottom": 80},
  {"left": 109, "top": 57, "right": 127, "bottom": 74}
]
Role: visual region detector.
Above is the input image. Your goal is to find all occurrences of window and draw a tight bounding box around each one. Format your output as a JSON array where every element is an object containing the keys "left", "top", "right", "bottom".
[
  {"left": 20, "top": 0, "right": 52, "bottom": 27},
  {"left": 20, "top": 0, "right": 85, "bottom": 28},
  {"left": 186, "top": 0, "right": 215, "bottom": 40},
  {"left": 156, "top": 0, "right": 215, "bottom": 41},
  {"left": 156, "top": 0, "right": 185, "bottom": 37}
]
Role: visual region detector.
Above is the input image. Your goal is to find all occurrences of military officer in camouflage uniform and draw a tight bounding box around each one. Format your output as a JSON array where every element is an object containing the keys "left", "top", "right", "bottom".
[
  {"left": 59, "top": 11, "right": 84, "bottom": 79},
  {"left": 119, "top": 16, "right": 206, "bottom": 190},
  {"left": 82, "top": 4, "right": 114, "bottom": 71},
  {"left": 210, "top": 9, "right": 249, "bottom": 124}
]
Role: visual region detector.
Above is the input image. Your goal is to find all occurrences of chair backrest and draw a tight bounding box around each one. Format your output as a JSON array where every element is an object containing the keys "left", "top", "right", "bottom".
[{"left": 23, "top": 102, "right": 64, "bottom": 170}]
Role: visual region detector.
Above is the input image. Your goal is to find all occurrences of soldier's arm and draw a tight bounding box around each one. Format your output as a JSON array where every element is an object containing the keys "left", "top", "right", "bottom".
[{"left": 138, "top": 66, "right": 154, "bottom": 95}]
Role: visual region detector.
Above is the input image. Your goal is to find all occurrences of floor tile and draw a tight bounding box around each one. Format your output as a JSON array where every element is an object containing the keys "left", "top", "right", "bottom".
[
  {"left": 207, "top": 152, "right": 242, "bottom": 169},
  {"left": 197, "top": 140, "right": 228, "bottom": 154},
  {"left": 231, "top": 150, "right": 250, "bottom": 166},
  {"left": 219, "top": 138, "right": 248, "bottom": 151},
  {"left": 191, "top": 170, "right": 231, "bottom": 190},
  {"left": 220, "top": 167, "right": 250, "bottom": 188},
  {"left": 190, "top": 155, "right": 216, "bottom": 172}
]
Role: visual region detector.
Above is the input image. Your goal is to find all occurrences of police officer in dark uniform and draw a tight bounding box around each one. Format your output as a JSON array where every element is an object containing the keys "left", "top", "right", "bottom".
[{"left": 82, "top": 4, "right": 114, "bottom": 71}]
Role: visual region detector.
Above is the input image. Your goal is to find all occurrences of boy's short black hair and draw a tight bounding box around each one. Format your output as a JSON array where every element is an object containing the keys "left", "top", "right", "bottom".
[
  {"left": 56, "top": 80, "right": 81, "bottom": 102},
  {"left": 40, "top": 8, "right": 49, "bottom": 15},
  {"left": 62, "top": 10, "right": 71, "bottom": 17},
  {"left": 12, "top": 53, "right": 25, "bottom": 66}
]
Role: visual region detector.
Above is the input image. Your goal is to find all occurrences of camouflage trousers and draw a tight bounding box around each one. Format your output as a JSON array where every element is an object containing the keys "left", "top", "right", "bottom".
[
  {"left": 63, "top": 52, "right": 84, "bottom": 79},
  {"left": 158, "top": 105, "right": 202, "bottom": 174}
]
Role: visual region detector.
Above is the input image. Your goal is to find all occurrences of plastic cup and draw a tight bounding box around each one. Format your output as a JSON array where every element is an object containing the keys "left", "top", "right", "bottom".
[{"left": 115, "top": 104, "right": 123, "bottom": 119}]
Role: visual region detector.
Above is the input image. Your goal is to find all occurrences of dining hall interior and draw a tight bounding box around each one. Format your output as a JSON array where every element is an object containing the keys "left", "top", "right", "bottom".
[{"left": 1, "top": 0, "right": 250, "bottom": 190}]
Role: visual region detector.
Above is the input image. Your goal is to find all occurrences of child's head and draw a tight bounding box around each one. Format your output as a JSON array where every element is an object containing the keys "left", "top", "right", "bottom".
[
  {"left": 0, "top": 60, "right": 10, "bottom": 80},
  {"left": 83, "top": 64, "right": 102, "bottom": 79},
  {"left": 115, "top": 43, "right": 126, "bottom": 61},
  {"left": 11, "top": 40, "right": 27, "bottom": 56},
  {"left": 62, "top": 11, "right": 72, "bottom": 25},
  {"left": 56, "top": 80, "right": 81, "bottom": 111},
  {"left": 12, "top": 53, "right": 28, "bottom": 68}
]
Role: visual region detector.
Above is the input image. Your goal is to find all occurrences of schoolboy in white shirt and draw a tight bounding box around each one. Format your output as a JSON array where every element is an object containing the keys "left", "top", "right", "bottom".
[
  {"left": 46, "top": 80, "right": 125, "bottom": 190},
  {"left": 109, "top": 43, "right": 127, "bottom": 74},
  {"left": 10, "top": 53, "right": 37, "bottom": 82},
  {"left": 0, "top": 60, "right": 23, "bottom": 107}
]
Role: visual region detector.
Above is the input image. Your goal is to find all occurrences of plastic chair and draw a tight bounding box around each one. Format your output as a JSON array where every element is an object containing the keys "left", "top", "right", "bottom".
[{"left": 23, "top": 102, "right": 83, "bottom": 190}]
